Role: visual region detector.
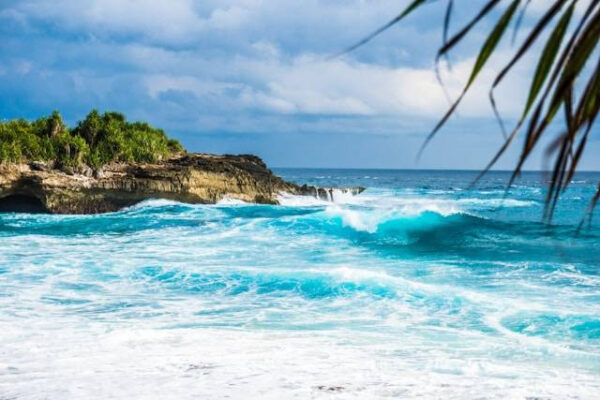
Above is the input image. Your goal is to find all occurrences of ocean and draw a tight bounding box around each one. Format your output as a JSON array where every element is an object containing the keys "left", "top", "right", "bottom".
[{"left": 1, "top": 169, "right": 599, "bottom": 399}]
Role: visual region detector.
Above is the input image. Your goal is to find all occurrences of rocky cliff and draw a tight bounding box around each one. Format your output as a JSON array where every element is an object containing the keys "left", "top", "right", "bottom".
[{"left": 0, "top": 154, "right": 363, "bottom": 214}]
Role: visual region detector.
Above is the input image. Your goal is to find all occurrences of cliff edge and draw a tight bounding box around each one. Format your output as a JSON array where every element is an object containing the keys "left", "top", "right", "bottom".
[{"left": 0, "top": 154, "right": 363, "bottom": 214}]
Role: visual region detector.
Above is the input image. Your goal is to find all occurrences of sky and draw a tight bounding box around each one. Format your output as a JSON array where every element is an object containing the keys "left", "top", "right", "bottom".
[{"left": 0, "top": 0, "right": 598, "bottom": 169}]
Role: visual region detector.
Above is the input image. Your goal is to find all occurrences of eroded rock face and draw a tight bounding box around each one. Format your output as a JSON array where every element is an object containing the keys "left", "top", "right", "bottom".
[{"left": 0, "top": 154, "right": 364, "bottom": 214}]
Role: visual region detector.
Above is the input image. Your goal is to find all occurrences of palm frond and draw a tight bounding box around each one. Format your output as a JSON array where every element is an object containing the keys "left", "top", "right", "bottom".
[
  {"left": 442, "top": 0, "right": 455, "bottom": 65},
  {"left": 340, "top": 0, "right": 600, "bottom": 223},
  {"left": 473, "top": 0, "right": 574, "bottom": 183},
  {"left": 331, "top": 0, "right": 429, "bottom": 58},
  {"left": 512, "top": 0, "right": 532, "bottom": 44},
  {"left": 419, "top": 0, "right": 520, "bottom": 159}
]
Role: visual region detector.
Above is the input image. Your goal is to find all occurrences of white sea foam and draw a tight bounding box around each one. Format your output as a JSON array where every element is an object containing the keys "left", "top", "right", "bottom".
[
  {"left": 278, "top": 187, "right": 533, "bottom": 220},
  {"left": 123, "top": 198, "right": 185, "bottom": 210},
  {"left": 277, "top": 192, "right": 330, "bottom": 206},
  {"left": 325, "top": 206, "right": 382, "bottom": 233},
  {"left": 216, "top": 196, "right": 248, "bottom": 205},
  {"left": 2, "top": 324, "right": 599, "bottom": 399},
  {"left": 2, "top": 173, "right": 599, "bottom": 399}
]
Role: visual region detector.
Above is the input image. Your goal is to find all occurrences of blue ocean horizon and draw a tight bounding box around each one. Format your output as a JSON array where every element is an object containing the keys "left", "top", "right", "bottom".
[{"left": 1, "top": 169, "right": 599, "bottom": 398}]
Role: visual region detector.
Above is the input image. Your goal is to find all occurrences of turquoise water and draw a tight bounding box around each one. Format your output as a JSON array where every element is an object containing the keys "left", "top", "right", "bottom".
[{"left": 1, "top": 169, "right": 599, "bottom": 399}]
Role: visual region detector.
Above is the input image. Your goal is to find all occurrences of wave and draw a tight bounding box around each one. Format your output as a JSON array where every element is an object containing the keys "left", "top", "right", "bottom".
[
  {"left": 131, "top": 265, "right": 399, "bottom": 301},
  {"left": 317, "top": 207, "right": 490, "bottom": 248},
  {"left": 2, "top": 192, "right": 595, "bottom": 259},
  {"left": 322, "top": 205, "right": 477, "bottom": 234},
  {"left": 0, "top": 194, "right": 519, "bottom": 240},
  {"left": 499, "top": 311, "right": 600, "bottom": 341}
]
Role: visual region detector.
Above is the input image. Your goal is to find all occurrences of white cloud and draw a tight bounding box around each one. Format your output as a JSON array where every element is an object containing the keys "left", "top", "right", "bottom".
[
  {"left": 2, "top": 0, "right": 427, "bottom": 54},
  {"left": 140, "top": 49, "right": 530, "bottom": 120},
  {"left": 2, "top": 0, "right": 537, "bottom": 129},
  {"left": 2, "top": 0, "right": 594, "bottom": 169},
  {"left": 9, "top": 0, "right": 255, "bottom": 46}
]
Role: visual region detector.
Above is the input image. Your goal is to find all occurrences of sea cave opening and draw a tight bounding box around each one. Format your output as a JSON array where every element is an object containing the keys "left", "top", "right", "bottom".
[{"left": 0, "top": 194, "right": 49, "bottom": 214}]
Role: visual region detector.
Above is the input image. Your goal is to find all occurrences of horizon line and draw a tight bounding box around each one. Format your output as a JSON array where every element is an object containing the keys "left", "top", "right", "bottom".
[{"left": 271, "top": 167, "right": 600, "bottom": 173}]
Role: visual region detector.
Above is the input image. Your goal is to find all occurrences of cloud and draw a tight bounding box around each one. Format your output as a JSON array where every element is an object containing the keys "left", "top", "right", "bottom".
[
  {"left": 1, "top": 0, "right": 591, "bottom": 169},
  {"left": 138, "top": 48, "right": 530, "bottom": 120},
  {"left": 0, "top": 0, "right": 440, "bottom": 59},
  {"left": 10, "top": 0, "right": 205, "bottom": 45},
  {"left": 0, "top": 0, "right": 534, "bottom": 124}
]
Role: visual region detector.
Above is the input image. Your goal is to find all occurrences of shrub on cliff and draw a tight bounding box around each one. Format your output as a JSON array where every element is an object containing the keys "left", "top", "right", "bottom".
[{"left": 0, "top": 110, "right": 183, "bottom": 169}]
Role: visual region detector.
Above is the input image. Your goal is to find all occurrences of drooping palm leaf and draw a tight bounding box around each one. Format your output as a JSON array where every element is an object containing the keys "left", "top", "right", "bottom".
[
  {"left": 418, "top": 0, "right": 521, "bottom": 158},
  {"left": 332, "top": 0, "right": 429, "bottom": 58},
  {"left": 526, "top": 2, "right": 575, "bottom": 118},
  {"left": 578, "top": 183, "right": 600, "bottom": 231},
  {"left": 473, "top": 0, "right": 573, "bottom": 183},
  {"left": 442, "top": 0, "right": 455, "bottom": 65},
  {"left": 511, "top": 0, "right": 532, "bottom": 44},
  {"left": 511, "top": 3, "right": 599, "bottom": 193},
  {"left": 340, "top": 0, "right": 600, "bottom": 223},
  {"left": 488, "top": 0, "right": 569, "bottom": 139},
  {"left": 437, "top": 0, "right": 503, "bottom": 57}
]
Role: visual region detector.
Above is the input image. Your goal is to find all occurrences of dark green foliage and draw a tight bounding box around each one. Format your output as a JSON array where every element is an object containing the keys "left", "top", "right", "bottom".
[{"left": 0, "top": 110, "right": 184, "bottom": 168}]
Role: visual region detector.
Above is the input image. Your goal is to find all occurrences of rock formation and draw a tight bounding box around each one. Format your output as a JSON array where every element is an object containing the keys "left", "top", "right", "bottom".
[{"left": 0, "top": 154, "right": 364, "bottom": 214}]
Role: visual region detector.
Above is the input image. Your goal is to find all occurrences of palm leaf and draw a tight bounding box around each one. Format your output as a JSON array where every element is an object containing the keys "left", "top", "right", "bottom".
[
  {"left": 488, "top": 0, "right": 569, "bottom": 138},
  {"left": 523, "top": 1, "right": 573, "bottom": 118},
  {"left": 419, "top": 0, "right": 520, "bottom": 158},
  {"left": 512, "top": 0, "right": 532, "bottom": 44},
  {"left": 543, "top": 8, "right": 600, "bottom": 126},
  {"left": 442, "top": 0, "right": 454, "bottom": 65},
  {"left": 507, "top": 0, "right": 598, "bottom": 188},
  {"left": 578, "top": 184, "right": 600, "bottom": 232},
  {"left": 438, "top": 0, "right": 503, "bottom": 57},
  {"left": 474, "top": 0, "right": 572, "bottom": 182},
  {"left": 333, "top": 0, "right": 429, "bottom": 58},
  {"left": 341, "top": 0, "right": 600, "bottom": 223}
]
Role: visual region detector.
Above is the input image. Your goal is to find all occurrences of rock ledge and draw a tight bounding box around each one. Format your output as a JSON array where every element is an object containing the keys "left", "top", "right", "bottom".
[{"left": 0, "top": 154, "right": 363, "bottom": 214}]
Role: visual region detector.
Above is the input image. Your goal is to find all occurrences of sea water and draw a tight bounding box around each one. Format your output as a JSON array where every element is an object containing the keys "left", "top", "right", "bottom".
[{"left": 0, "top": 169, "right": 599, "bottom": 399}]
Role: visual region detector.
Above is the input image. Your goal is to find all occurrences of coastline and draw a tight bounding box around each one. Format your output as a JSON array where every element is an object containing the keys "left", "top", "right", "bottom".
[{"left": 0, "top": 154, "right": 363, "bottom": 214}]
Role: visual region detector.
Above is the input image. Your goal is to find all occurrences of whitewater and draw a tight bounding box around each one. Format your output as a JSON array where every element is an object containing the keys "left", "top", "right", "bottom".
[{"left": 1, "top": 169, "right": 599, "bottom": 399}]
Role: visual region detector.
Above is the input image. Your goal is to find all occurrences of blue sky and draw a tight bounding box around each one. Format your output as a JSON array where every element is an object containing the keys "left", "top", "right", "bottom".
[{"left": 0, "top": 0, "right": 597, "bottom": 169}]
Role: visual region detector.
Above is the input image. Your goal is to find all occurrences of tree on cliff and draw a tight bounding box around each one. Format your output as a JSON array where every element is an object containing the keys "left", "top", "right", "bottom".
[
  {"left": 0, "top": 110, "right": 183, "bottom": 170},
  {"left": 343, "top": 0, "right": 599, "bottom": 223}
]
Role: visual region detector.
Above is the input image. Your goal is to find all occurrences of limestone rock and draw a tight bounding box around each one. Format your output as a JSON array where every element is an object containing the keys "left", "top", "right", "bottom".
[{"left": 0, "top": 154, "right": 364, "bottom": 214}]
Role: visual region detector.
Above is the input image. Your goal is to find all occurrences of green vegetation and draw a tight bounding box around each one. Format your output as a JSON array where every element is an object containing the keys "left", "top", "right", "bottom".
[{"left": 0, "top": 110, "right": 184, "bottom": 169}]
